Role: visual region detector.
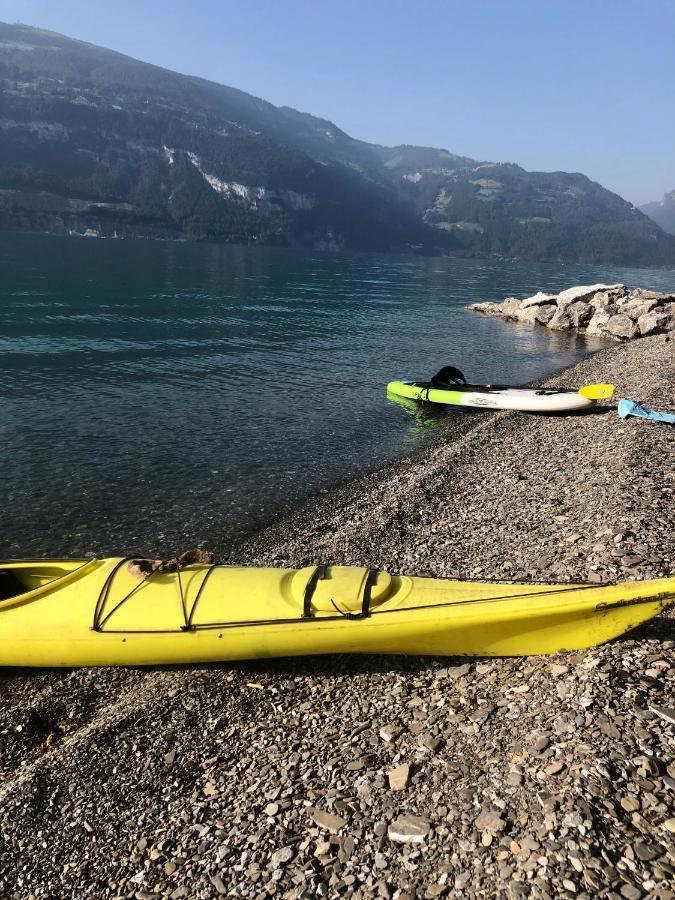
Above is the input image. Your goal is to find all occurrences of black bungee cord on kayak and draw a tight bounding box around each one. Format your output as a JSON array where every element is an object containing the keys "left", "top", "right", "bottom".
[
  {"left": 328, "top": 569, "right": 379, "bottom": 620},
  {"left": 92, "top": 554, "right": 616, "bottom": 635},
  {"left": 303, "top": 565, "right": 377, "bottom": 619},
  {"left": 93, "top": 549, "right": 215, "bottom": 631},
  {"left": 302, "top": 564, "right": 328, "bottom": 618},
  {"left": 92, "top": 571, "right": 612, "bottom": 634},
  {"left": 94, "top": 557, "right": 379, "bottom": 632}
]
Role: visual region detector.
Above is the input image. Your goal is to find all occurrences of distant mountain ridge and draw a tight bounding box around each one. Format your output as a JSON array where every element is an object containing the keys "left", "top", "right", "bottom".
[
  {"left": 640, "top": 191, "right": 675, "bottom": 237},
  {"left": 1, "top": 22, "right": 674, "bottom": 265}
]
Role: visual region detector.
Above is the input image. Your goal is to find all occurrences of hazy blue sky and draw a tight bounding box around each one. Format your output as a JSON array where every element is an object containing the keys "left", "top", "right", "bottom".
[{"left": 1, "top": 0, "right": 672, "bottom": 204}]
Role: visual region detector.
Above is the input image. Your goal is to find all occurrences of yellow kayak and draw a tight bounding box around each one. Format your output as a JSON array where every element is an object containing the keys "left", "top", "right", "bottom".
[{"left": 0, "top": 558, "right": 672, "bottom": 666}]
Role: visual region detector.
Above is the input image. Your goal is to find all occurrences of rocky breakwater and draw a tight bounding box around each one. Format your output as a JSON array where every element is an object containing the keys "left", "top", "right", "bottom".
[{"left": 467, "top": 283, "right": 675, "bottom": 340}]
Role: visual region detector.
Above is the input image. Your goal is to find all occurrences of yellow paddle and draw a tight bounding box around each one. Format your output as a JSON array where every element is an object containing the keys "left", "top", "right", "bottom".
[{"left": 578, "top": 383, "right": 615, "bottom": 400}]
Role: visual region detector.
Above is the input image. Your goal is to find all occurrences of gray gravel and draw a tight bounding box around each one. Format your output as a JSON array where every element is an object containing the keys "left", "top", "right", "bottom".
[{"left": 1, "top": 335, "right": 673, "bottom": 899}]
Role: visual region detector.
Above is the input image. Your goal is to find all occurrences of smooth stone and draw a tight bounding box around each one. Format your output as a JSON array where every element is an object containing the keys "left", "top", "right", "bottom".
[
  {"left": 271, "top": 846, "right": 295, "bottom": 867},
  {"left": 446, "top": 663, "right": 471, "bottom": 678},
  {"left": 379, "top": 723, "right": 403, "bottom": 744},
  {"left": 475, "top": 807, "right": 506, "bottom": 833},
  {"left": 388, "top": 763, "right": 410, "bottom": 791},
  {"left": 388, "top": 814, "right": 431, "bottom": 844},
  {"left": 310, "top": 809, "right": 347, "bottom": 833}
]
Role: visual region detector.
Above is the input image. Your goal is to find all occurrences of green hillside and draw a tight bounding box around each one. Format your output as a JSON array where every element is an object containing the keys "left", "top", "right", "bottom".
[{"left": 1, "top": 22, "right": 674, "bottom": 265}]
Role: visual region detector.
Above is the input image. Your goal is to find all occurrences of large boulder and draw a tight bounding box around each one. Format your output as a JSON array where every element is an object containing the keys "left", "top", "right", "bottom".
[
  {"left": 514, "top": 306, "right": 539, "bottom": 325},
  {"left": 664, "top": 301, "right": 675, "bottom": 324},
  {"left": 619, "top": 296, "right": 660, "bottom": 320},
  {"left": 588, "top": 288, "right": 624, "bottom": 311},
  {"left": 586, "top": 310, "right": 611, "bottom": 335},
  {"left": 514, "top": 305, "right": 556, "bottom": 326},
  {"left": 499, "top": 297, "right": 522, "bottom": 319},
  {"left": 556, "top": 284, "right": 625, "bottom": 310},
  {"left": 626, "top": 288, "right": 672, "bottom": 301},
  {"left": 637, "top": 311, "right": 670, "bottom": 336},
  {"left": 547, "top": 309, "right": 573, "bottom": 330},
  {"left": 566, "top": 300, "right": 593, "bottom": 327},
  {"left": 521, "top": 291, "right": 557, "bottom": 308},
  {"left": 606, "top": 314, "right": 638, "bottom": 340},
  {"left": 533, "top": 305, "right": 556, "bottom": 325}
]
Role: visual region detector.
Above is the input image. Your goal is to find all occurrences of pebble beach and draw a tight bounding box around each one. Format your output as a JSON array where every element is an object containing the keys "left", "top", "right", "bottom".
[{"left": 1, "top": 334, "right": 674, "bottom": 899}]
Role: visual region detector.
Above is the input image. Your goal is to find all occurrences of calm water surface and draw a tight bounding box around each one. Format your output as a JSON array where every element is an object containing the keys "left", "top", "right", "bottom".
[{"left": 1, "top": 233, "right": 673, "bottom": 557}]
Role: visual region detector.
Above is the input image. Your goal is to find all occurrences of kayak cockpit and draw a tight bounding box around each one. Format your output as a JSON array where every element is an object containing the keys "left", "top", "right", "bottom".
[{"left": 0, "top": 560, "right": 91, "bottom": 602}]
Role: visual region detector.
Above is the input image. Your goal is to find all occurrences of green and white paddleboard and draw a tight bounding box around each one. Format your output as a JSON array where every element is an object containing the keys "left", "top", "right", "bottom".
[{"left": 387, "top": 380, "right": 614, "bottom": 413}]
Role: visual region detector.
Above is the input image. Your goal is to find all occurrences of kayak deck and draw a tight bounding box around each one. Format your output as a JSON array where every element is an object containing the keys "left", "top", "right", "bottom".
[{"left": 1, "top": 558, "right": 673, "bottom": 666}]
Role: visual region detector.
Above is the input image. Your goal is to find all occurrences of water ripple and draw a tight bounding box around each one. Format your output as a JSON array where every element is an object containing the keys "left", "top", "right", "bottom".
[{"left": 1, "top": 233, "right": 672, "bottom": 557}]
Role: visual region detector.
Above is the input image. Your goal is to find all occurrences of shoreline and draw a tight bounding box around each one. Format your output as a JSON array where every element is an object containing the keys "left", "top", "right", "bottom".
[
  {"left": 1, "top": 335, "right": 674, "bottom": 898},
  {"left": 235, "top": 335, "right": 673, "bottom": 585},
  {"left": 6, "top": 226, "right": 675, "bottom": 268},
  {"left": 224, "top": 345, "right": 611, "bottom": 565}
]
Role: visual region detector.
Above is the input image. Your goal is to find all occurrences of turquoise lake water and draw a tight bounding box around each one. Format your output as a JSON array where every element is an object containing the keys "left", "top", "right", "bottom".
[{"left": 1, "top": 232, "right": 673, "bottom": 557}]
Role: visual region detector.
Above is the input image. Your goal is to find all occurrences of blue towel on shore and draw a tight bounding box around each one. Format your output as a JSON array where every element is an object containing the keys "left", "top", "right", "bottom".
[{"left": 617, "top": 398, "right": 675, "bottom": 424}]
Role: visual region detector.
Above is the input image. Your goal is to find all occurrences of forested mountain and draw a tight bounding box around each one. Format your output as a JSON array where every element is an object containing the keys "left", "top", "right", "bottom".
[
  {"left": 640, "top": 191, "right": 675, "bottom": 237},
  {"left": 1, "top": 22, "right": 674, "bottom": 265}
]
